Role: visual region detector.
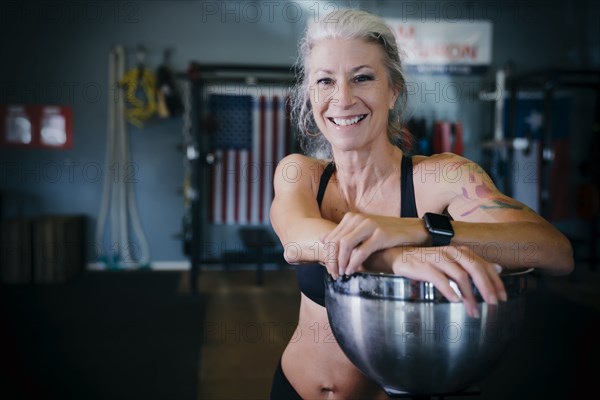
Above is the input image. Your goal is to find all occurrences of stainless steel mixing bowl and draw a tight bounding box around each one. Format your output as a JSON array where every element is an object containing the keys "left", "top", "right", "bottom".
[{"left": 325, "top": 270, "right": 531, "bottom": 397}]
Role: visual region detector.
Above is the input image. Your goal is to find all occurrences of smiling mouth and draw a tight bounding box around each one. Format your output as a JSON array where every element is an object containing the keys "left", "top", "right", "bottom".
[{"left": 329, "top": 115, "right": 367, "bottom": 127}]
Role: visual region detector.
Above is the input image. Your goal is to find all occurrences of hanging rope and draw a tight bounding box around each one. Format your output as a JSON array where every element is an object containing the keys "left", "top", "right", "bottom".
[
  {"left": 96, "top": 45, "right": 151, "bottom": 269},
  {"left": 119, "top": 65, "right": 157, "bottom": 128}
]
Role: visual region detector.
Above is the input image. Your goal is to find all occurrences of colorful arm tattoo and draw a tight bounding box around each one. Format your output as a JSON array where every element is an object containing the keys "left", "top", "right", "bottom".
[
  {"left": 460, "top": 199, "right": 523, "bottom": 217},
  {"left": 460, "top": 164, "right": 523, "bottom": 217}
]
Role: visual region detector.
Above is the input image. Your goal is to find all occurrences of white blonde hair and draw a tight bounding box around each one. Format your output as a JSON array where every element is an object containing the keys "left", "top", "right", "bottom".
[{"left": 290, "top": 8, "right": 410, "bottom": 158}]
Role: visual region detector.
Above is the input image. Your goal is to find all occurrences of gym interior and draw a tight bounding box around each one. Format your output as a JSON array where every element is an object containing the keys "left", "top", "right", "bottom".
[{"left": 1, "top": 1, "right": 599, "bottom": 399}]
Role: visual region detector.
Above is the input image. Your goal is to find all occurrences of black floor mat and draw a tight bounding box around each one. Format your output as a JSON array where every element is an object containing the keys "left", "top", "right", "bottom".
[{"left": 0, "top": 270, "right": 207, "bottom": 400}]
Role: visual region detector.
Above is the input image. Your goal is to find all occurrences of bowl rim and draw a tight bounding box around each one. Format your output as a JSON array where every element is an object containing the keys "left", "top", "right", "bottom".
[
  {"left": 346, "top": 267, "right": 535, "bottom": 280},
  {"left": 325, "top": 268, "right": 533, "bottom": 301}
]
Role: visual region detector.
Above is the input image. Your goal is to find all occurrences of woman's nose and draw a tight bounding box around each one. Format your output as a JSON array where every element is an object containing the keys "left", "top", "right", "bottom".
[{"left": 331, "top": 81, "right": 356, "bottom": 108}]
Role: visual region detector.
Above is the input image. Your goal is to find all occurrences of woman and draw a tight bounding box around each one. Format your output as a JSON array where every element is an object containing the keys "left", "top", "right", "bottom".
[{"left": 269, "top": 9, "right": 573, "bottom": 399}]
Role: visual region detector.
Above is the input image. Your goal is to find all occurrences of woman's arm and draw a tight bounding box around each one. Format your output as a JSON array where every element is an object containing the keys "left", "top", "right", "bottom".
[
  {"left": 270, "top": 154, "right": 339, "bottom": 274},
  {"left": 321, "top": 153, "right": 574, "bottom": 275},
  {"left": 321, "top": 153, "right": 574, "bottom": 274},
  {"left": 442, "top": 154, "right": 574, "bottom": 274}
]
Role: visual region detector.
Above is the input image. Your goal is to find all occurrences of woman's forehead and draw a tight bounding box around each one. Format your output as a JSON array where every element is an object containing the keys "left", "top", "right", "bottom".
[{"left": 307, "top": 38, "right": 385, "bottom": 72}]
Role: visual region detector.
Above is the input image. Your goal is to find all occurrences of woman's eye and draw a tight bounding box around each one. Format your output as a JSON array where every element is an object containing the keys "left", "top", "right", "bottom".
[
  {"left": 354, "top": 74, "right": 373, "bottom": 83},
  {"left": 317, "top": 78, "right": 334, "bottom": 87}
]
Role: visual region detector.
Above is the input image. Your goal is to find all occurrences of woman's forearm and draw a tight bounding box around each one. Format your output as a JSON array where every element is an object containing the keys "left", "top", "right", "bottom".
[
  {"left": 364, "top": 220, "right": 573, "bottom": 275},
  {"left": 450, "top": 220, "right": 574, "bottom": 274},
  {"left": 273, "top": 216, "right": 337, "bottom": 265}
]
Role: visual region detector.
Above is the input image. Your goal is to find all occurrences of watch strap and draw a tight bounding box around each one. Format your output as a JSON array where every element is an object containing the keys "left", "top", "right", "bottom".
[{"left": 431, "top": 232, "right": 452, "bottom": 246}]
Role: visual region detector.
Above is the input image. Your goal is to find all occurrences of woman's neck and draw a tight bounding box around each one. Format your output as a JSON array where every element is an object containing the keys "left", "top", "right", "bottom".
[{"left": 330, "top": 142, "right": 402, "bottom": 206}]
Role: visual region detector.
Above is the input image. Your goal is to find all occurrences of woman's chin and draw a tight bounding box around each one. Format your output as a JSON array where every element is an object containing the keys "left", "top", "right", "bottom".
[
  {"left": 329, "top": 141, "right": 364, "bottom": 153},
  {"left": 323, "top": 133, "right": 363, "bottom": 151},
  {"left": 328, "top": 136, "right": 383, "bottom": 154}
]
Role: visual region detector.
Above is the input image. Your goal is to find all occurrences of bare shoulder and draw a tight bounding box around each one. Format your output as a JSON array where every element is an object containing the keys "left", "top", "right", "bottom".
[
  {"left": 409, "top": 153, "right": 484, "bottom": 214},
  {"left": 274, "top": 153, "right": 331, "bottom": 192},
  {"left": 276, "top": 153, "right": 329, "bottom": 170},
  {"left": 412, "top": 152, "right": 477, "bottom": 187},
  {"left": 412, "top": 152, "right": 473, "bottom": 171},
  {"left": 271, "top": 154, "right": 332, "bottom": 224}
]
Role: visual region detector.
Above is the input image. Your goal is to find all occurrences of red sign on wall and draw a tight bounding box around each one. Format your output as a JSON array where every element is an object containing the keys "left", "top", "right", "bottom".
[{"left": 0, "top": 105, "right": 73, "bottom": 149}]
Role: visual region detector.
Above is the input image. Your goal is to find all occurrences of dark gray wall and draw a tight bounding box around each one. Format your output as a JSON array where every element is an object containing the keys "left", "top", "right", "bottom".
[{"left": 1, "top": 0, "right": 598, "bottom": 263}]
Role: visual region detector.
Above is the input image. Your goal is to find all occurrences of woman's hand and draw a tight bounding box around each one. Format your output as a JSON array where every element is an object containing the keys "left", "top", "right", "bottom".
[
  {"left": 369, "top": 245, "right": 507, "bottom": 318},
  {"left": 319, "top": 212, "right": 426, "bottom": 276}
]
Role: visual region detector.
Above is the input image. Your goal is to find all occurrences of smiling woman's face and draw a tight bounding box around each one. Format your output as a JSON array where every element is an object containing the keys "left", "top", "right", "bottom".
[{"left": 307, "top": 37, "right": 399, "bottom": 153}]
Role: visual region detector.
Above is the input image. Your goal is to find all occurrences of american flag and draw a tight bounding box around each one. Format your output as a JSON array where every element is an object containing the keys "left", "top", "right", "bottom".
[{"left": 208, "top": 89, "right": 291, "bottom": 224}]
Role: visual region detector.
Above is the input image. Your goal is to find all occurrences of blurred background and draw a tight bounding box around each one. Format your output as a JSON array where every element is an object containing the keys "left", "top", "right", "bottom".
[{"left": 0, "top": 1, "right": 598, "bottom": 399}]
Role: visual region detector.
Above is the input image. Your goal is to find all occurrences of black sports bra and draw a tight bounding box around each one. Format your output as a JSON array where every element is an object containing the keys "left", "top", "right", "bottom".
[{"left": 296, "top": 155, "right": 418, "bottom": 307}]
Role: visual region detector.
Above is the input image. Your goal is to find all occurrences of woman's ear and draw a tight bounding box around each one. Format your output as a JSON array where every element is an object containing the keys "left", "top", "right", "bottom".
[{"left": 390, "top": 85, "right": 400, "bottom": 109}]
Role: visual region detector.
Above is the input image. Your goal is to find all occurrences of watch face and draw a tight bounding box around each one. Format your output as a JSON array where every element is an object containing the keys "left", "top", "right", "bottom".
[{"left": 425, "top": 213, "right": 453, "bottom": 234}]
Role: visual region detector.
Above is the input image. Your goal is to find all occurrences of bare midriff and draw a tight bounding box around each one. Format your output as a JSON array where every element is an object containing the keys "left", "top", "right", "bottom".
[{"left": 281, "top": 293, "right": 389, "bottom": 400}]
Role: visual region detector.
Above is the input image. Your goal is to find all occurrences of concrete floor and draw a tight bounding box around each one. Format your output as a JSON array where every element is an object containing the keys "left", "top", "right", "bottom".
[
  {"left": 188, "top": 268, "right": 300, "bottom": 400},
  {"left": 2, "top": 263, "right": 597, "bottom": 400},
  {"left": 194, "top": 265, "right": 600, "bottom": 400}
]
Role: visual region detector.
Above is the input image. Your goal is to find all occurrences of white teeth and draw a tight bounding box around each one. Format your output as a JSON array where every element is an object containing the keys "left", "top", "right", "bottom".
[{"left": 332, "top": 115, "right": 365, "bottom": 126}]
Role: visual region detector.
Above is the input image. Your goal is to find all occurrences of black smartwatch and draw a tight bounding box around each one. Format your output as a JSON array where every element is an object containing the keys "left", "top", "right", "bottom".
[{"left": 423, "top": 212, "right": 454, "bottom": 246}]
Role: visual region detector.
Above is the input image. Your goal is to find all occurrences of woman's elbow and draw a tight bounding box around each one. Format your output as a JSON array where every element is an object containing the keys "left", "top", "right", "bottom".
[
  {"left": 553, "top": 258, "right": 574, "bottom": 276},
  {"left": 548, "top": 239, "right": 575, "bottom": 275},
  {"left": 560, "top": 245, "right": 575, "bottom": 275}
]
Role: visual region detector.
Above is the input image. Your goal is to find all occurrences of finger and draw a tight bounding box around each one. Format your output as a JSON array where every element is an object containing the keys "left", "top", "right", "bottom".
[
  {"left": 430, "top": 255, "right": 480, "bottom": 318},
  {"left": 320, "top": 213, "right": 354, "bottom": 243},
  {"left": 446, "top": 245, "right": 500, "bottom": 305},
  {"left": 395, "top": 248, "right": 479, "bottom": 318},
  {"left": 320, "top": 230, "right": 355, "bottom": 275},
  {"left": 346, "top": 236, "right": 383, "bottom": 274},
  {"left": 337, "top": 230, "right": 370, "bottom": 269},
  {"left": 424, "top": 272, "right": 469, "bottom": 312},
  {"left": 327, "top": 216, "right": 374, "bottom": 275},
  {"left": 345, "top": 249, "right": 366, "bottom": 275},
  {"left": 326, "top": 222, "right": 356, "bottom": 253},
  {"left": 459, "top": 256, "right": 499, "bottom": 306},
  {"left": 319, "top": 225, "right": 339, "bottom": 244},
  {"left": 321, "top": 259, "right": 339, "bottom": 280},
  {"left": 394, "top": 262, "right": 462, "bottom": 305},
  {"left": 321, "top": 241, "right": 339, "bottom": 278},
  {"left": 493, "top": 263, "right": 503, "bottom": 274},
  {"left": 490, "top": 263, "right": 507, "bottom": 301},
  {"left": 320, "top": 212, "right": 360, "bottom": 243},
  {"left": 319, "top": 223, "right": 340, "bottom": 244},
  {"left": 337, "top": 225, "right": 376, "bottom": 274}
]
